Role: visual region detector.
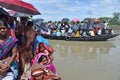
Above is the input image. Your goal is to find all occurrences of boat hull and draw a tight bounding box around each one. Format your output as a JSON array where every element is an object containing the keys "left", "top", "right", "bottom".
[{"left": 40, "top": 34, "right": 119, "bottom": 41}]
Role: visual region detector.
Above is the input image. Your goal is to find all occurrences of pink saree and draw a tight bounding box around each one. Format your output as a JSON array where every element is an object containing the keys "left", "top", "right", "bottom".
[{"left": 32, "top": 53, "right": 57, "bottom": 74}]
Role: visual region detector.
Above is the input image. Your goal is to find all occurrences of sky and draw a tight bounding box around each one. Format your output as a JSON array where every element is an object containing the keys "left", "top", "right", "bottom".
[{"left": 23, "top": 0, "right": 120, "bottom": 21}]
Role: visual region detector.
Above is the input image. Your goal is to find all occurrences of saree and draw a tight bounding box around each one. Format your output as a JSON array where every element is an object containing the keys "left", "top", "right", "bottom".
[{"left": 0, "top": 37, "right": 18, "bottom": 80}]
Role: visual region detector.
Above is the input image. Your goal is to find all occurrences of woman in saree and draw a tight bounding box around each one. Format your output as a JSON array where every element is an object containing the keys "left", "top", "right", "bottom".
[
  {"left": 30, "top": 62, "right": 61, "bottom": 80},
  {"left": 0, "top": 19, "right": 18, "bottom": 80},
  {"left": 31, "top": 42, "right": 57, "bottom": 74},
  {"left": 32, "top": 53, "right": 57, "bottom": 75},
  {"left": 35, "top": 42, "right": 54, "bottom": 64}
]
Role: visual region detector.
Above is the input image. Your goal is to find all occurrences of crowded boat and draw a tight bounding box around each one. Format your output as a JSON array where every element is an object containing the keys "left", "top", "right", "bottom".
[{"left": 33, "top": 18, "right": 118, "bottom": 41}]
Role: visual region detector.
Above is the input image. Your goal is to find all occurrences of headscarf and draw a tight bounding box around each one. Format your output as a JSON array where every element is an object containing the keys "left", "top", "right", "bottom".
[{"left": 32, "top": 53, "right": 49, "bottom": 66}]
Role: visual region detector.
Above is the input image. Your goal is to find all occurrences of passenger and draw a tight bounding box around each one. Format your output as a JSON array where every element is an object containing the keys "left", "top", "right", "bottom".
[
  {"left": 32, "top": 42, "right": 54, "bottom": 66},
  {"left": 97, "top": 28, "right": 102, "bottom": 36},
  {"left": 60, "top": 23, "right": 66, "bottom": 36},
  {"left": 0, "top": 15, "right": 19, "bottom": 62},
  {"left": 7, "top": 16, "right": 16, "bottom": 37},
  {"left": 19, "top": 21, "right": 38, "bottom": 79},
  {"left": 81, "top": 21, "right": 88, "bottom": 36},
  {"left": 15, "top": 17, "right": 28, "bottom": 45},
  {"left": 0, "top": 19, "right": 18, "bottom": 80},
  {"left": 93, "top": 21, "right": 101, "bottom": 36},
  {"left": 31, "top": 58, "right": 61, "bottom": 80},
  {"left": 46, "top": 21, "right": 54, "bottom": 35},
  {"left": 93, "top": 27, "right": 99, "bottom": 36},
  {"left": 67, "top": 25, "right": 73, "bottom": 37},
  {"left": 32, "top": 53, "right": 56, "bottom": 75},
  {"left": 104, "top": 21, "right": 109, "bottom": 29}
]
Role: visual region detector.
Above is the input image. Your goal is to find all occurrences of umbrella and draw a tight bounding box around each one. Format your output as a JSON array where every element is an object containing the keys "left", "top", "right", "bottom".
[
  {"left": 33, "top": 18, "right": 48, "bottom": 32},
  {"left": 72, "top": 18, "right": 80, "bottom": 22},
  {"left": 0, "top": 0, "right": 40, "bottom": 15},
  {"left": 33, "top": 18, "right": 44, "bottom": 26},
  {"left": 8, "top": 10, "right": 31, "bottom": 17},
  {"left": 61, "top": 18, "right": 69, "bottom": 23},
  {"left": 93, "top": 19, "right": 100, "bottom": 23},
  {"left": 0, "top": 8, "right": 9, "bottom": 20},
  {"left": 0, "top": 8, "right": 9, "bottom": 15},
  {"left": 40, "top": 22, "right": 48, "bottom": 32}
]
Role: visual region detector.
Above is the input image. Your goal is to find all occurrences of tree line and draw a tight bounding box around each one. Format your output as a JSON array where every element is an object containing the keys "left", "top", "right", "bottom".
[{"left": 99, "top": 12, "right": 120, "bottom": 25}]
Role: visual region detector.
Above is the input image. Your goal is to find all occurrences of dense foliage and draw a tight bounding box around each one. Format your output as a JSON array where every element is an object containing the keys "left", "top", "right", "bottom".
[{"left": 99, "top": 12, "right": 120, "bottom": 25}]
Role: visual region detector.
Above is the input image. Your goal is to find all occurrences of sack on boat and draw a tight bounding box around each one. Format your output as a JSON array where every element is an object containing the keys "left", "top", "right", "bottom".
[{"left": 89, "top": 31, "right": 95, "bottom": 36}]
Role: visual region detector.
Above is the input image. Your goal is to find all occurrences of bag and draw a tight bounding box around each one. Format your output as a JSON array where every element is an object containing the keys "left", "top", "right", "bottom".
[{"left": 17, "top": 34, "right": 27, "bottom": 45}]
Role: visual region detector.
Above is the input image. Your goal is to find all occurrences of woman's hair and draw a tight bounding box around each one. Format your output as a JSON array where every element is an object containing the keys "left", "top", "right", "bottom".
[
  {"left": 0, "top": 19, "right": 8, "bottom": 28},
  {"left": 0, "top": 15, "right": 8, "bottom": 21},
  {"left": 20, "top": 17, "right": 28, "bottom": 21},
  {"left": 27, "top": 21, "right": 33, "bottom": 26},
  {"left": 38, "top": 55, "right": 48, "bottom": 63},
  {"left": 38, "top": 43, "right": 44, "bottom": 52}
]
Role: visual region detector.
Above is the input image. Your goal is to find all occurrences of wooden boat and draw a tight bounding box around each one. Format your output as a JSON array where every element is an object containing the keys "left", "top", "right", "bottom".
[{"left": 40, "top": 34, "right": 119, "bottom": 41}]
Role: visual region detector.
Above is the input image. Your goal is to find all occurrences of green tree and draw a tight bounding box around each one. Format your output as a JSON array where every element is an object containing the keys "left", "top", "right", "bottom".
[{"left": 111, "top": 12, "right": 120, "bottom": 25}]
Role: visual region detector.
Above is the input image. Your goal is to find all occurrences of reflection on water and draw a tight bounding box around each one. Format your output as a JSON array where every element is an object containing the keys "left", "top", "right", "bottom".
[
  {"left": 48, "top": 36, "right": 120, "bottom": 80},
  {"left": 49, "top": 40, "right": 116, "bottom": 60}
]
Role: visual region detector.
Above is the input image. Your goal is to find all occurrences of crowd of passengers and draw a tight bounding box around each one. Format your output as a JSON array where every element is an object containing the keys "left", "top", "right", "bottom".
[
  {"left": 42, "top": 20, "right": 114, "bottom": 37},
  {"left": 0, "top": 14, "right": 61, "bottom": 80}
]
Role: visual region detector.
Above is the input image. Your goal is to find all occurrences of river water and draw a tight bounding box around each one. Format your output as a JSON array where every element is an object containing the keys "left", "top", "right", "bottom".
[{"left": 48, "top": 30, "right": 120, "bottom": 80}]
